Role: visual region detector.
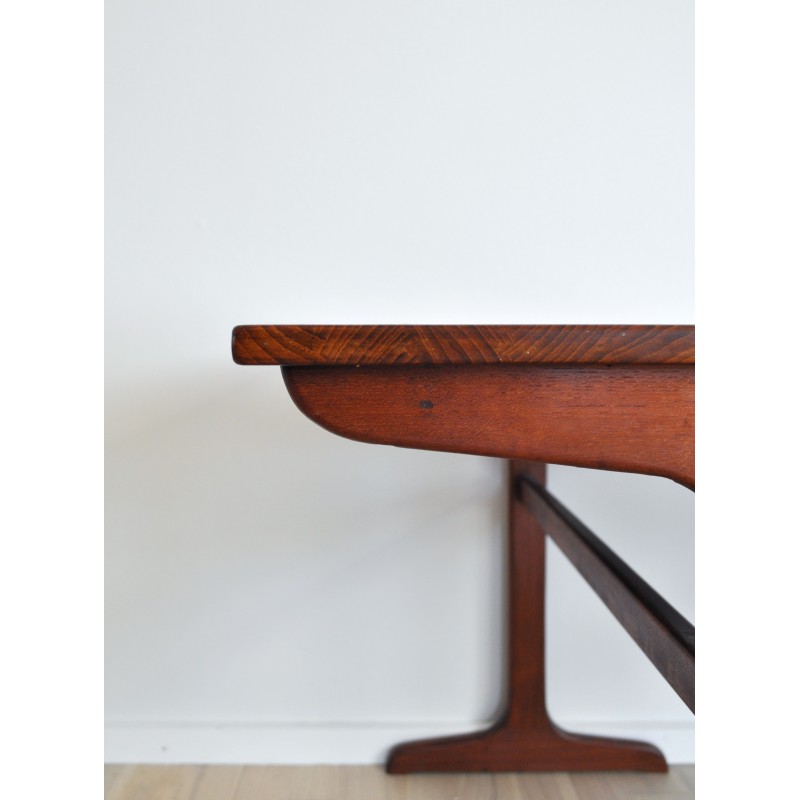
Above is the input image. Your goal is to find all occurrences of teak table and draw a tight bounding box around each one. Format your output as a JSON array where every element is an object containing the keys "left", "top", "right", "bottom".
[{"left": 232, "top": 324, "right": 694, "bottom": 773}]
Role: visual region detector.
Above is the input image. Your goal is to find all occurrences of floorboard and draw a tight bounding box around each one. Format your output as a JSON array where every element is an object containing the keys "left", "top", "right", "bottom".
[{"left": 105, "top": 765, "right": 695, "bottom": 800}]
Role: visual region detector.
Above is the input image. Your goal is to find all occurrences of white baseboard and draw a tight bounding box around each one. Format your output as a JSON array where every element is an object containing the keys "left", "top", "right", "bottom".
[{"left": 105, "top": 720, "right": 694, "bottom": 765}]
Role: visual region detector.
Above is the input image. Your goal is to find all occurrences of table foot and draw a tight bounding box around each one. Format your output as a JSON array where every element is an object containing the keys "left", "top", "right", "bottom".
[{"left": 386, "top": 720, "right": 666, "bottom": 773}]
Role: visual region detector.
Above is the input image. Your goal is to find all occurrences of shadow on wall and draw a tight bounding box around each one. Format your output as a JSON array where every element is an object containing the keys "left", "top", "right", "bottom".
[{"left": 105, "top": 364, "right": 507, "bottom": 723}]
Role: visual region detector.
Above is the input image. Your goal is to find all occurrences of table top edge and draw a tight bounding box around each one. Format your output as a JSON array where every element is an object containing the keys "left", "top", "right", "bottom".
[{"left": 231, "top": 324, "right": 695, "bottom": 366}]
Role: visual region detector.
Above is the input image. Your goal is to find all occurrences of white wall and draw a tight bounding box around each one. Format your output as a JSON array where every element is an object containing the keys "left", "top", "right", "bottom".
[{"left": 106, "top": 0, "right": 694, "bottom": 763}]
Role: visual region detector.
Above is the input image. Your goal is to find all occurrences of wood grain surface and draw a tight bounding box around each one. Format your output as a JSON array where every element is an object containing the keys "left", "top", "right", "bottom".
[
  {"left": 105, "top": 765, "right": 696, "bottom": 800},
  {"left": 232, "top": 325, "right": 694, "bottom": 366},
  {"left": 282, "top": 363, "right": 695, "bottom": 487}
]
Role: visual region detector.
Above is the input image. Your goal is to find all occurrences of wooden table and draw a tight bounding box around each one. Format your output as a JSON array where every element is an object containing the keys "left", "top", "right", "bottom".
[{"left": 232, "top": 325, "right": 694, "bottom": 773}]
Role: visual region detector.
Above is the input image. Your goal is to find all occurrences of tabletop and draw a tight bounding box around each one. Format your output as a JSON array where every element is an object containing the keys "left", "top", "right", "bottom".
[{"left": 231, "top": 325, "right": 694, "bottom": 367}]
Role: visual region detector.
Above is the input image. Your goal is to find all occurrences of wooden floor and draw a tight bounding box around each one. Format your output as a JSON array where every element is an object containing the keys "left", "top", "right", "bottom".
[{"left": 105, "top": 764, "right": 694, "bottom": 799}]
